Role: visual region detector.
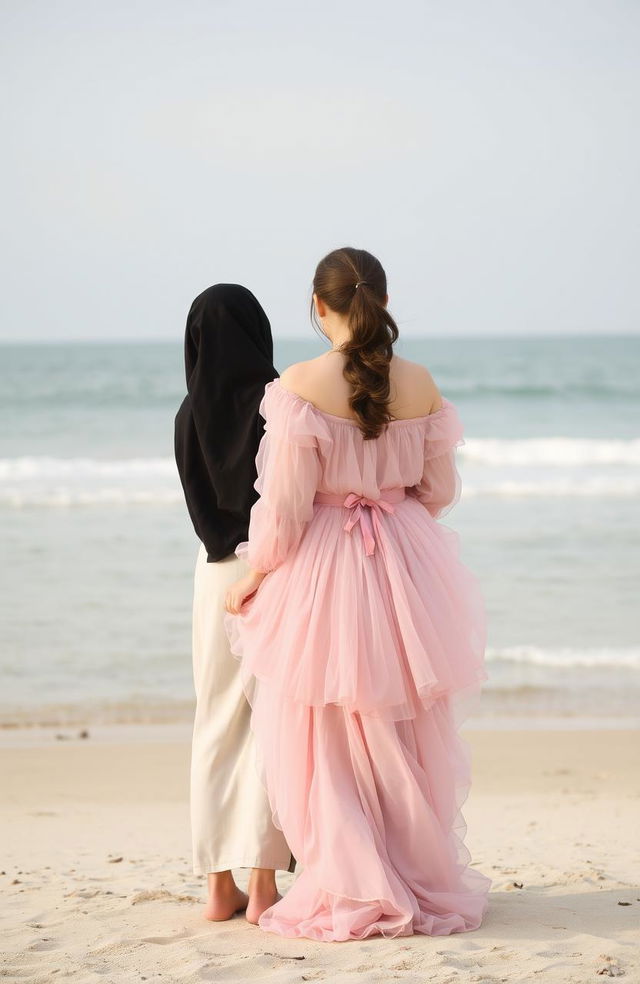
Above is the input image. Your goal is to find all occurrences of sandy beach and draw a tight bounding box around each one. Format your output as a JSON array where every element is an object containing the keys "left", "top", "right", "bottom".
[{"left": 2, "top": 726, "right": 639, "bottom": 983}]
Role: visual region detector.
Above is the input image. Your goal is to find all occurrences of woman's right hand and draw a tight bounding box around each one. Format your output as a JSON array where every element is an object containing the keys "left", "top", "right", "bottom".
[{"left": 224, "top": 569, "right": 267, "bottom": 615}]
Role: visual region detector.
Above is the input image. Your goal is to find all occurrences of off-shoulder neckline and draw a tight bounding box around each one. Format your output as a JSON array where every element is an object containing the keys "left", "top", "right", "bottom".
[{"left": 270, "top": 377, "right": 450, "bottom": 427}]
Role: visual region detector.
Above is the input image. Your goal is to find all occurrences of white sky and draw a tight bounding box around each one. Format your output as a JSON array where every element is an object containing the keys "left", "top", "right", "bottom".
[{"left": 1, "top": 0, "right": 638, "bottom": 341}]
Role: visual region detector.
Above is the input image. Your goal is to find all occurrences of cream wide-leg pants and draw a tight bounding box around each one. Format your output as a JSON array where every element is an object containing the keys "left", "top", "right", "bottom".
[{"left": 190, "top": 543, "right": 294, "bottom": 875}]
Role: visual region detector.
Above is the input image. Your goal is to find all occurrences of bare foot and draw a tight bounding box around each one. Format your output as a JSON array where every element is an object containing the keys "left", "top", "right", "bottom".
[
  {"left": 204, "top": 871, "right": 249, "bottom": 921},
  {"left": 246, "top": 868, "right": 281, "bottom": 925}
]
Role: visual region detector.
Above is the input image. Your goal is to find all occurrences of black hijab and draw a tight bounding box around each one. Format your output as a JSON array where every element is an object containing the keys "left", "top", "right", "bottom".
[{"left": 174, "top": 283, "right": 278, "bottom": 562}]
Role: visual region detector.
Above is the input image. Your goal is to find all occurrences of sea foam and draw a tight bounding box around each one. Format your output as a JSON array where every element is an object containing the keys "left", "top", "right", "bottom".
[
  {"left": 1, "top": 439, "right": 639, "bottom": 506},
  {"left": 461, "top": 437, "right": 640, "bottom": 467},
  {"left": 486, "top": 646, "right": 640, "bottom": 670}
]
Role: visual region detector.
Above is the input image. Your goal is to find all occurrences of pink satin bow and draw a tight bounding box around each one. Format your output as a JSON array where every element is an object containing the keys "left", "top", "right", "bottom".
[{"left": 342, "top": 493, "right": 396, "bottom": 556}]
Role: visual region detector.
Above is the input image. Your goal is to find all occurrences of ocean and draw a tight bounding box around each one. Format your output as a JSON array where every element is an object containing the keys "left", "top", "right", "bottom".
[{"left": 1, "top": 335, "right": 639, "bottom": 729}]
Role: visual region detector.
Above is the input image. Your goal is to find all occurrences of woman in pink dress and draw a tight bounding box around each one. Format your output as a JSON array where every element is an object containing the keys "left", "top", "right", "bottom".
[{"left": 224, "top": 247, "right": 491, "bottom": 941}]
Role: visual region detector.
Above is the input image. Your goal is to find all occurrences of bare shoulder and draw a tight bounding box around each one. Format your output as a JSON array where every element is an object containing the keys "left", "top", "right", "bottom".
[
  {"left": 279, "top": 356, "right": 330, "bottom": 396},
  {"left": 279, "top": 354, "right": 353, "bottom": 414},
  {"left": 389, "top": 356, "right": 443, "bottom": 417},
  {"left": 278, "top": 360, "right": 312, "bottom": 393}
]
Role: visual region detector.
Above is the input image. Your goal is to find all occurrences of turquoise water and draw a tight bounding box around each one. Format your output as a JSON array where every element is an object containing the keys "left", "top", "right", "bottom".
[{"left": 1, "top": 335, "right": 639, "bottom": 726}]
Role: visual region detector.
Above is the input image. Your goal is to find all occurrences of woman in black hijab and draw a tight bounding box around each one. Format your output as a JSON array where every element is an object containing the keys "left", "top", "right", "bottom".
[{"left": 175, "top": 284, "right": 294, "bottom": 924}]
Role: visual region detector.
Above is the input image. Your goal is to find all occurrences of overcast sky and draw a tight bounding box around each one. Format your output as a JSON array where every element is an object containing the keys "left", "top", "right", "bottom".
[{"left": 1, "top": 0, "right": 638, "bottom": 342}]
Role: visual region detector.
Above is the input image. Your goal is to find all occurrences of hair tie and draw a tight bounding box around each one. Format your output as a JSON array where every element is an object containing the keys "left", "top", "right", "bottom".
[{"left": 354, "top": 281, "right": 367, "bottom": 289}]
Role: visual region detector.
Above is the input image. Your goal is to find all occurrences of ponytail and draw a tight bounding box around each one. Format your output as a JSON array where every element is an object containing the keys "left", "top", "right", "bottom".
[{"left": 311, "top": 247, "right": 399, "bottom": 439}]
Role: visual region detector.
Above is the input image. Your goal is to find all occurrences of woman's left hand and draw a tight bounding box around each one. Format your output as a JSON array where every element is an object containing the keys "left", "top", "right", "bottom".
[{"left": 224, "top": 570, "right": 267, "bottom": 614}]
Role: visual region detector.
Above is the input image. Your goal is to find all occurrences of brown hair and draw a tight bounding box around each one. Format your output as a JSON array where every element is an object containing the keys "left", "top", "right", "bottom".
[{"left": 310, "top": 247, "right": 399, "bottom": 439}]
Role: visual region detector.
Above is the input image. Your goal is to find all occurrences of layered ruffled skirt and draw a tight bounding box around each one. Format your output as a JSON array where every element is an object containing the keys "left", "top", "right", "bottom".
[{"left": 225, "top": 493, "right": 491, "bottom": 940}]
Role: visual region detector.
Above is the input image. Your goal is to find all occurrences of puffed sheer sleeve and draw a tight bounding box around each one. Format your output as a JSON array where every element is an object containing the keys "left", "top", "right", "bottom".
[
  {"left": 235, "top": 381, "right": 331, "bottom": 573},
  {"left": 409, "top": 398, "right": 465, "bottom": 519}
]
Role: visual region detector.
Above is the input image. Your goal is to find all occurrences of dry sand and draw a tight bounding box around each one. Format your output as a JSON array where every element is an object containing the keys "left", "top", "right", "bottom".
[{"left": 1, "top": 727, "right": 639, "bottom": 983}]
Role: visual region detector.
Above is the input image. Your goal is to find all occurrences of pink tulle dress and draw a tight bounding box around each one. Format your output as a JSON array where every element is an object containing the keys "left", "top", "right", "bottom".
[{"left": 224, "top": 377, "right": 491, "bottom": 941}]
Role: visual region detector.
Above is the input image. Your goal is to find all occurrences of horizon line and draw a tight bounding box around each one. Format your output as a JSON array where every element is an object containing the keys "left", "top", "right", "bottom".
[{"left": 1, "top": 331, "right": 639, "bottom": 346}]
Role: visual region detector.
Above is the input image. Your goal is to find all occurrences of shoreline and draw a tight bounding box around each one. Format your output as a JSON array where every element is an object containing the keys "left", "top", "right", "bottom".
[
  {"left": 1, "top": 714, "right": 638, "bottom": 750},
  {"left": 3, "top": 728, "right": 639, "bottom": 796}
]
